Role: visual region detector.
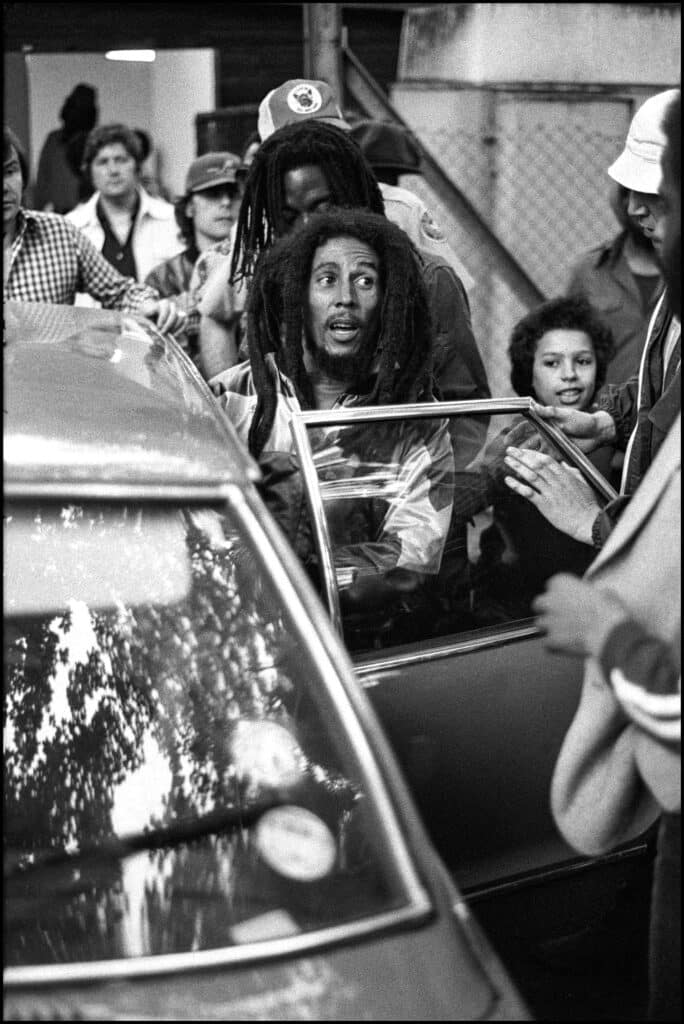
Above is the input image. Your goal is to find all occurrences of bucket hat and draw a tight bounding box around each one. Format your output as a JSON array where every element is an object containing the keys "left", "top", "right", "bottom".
[{"left": 608, "top": 89, "right": 679, "bottom": 194}]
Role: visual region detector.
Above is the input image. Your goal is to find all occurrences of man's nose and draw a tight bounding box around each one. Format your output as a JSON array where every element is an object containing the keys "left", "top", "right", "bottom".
[
  {"left": 627, "top": 192, "right": 648, "bottom": 217},
  {"left": 561, "top": 361, "right": 578, "bottom": 379},
  {"left": 335, "top": 278, "right": 355, "bottom": 305}
]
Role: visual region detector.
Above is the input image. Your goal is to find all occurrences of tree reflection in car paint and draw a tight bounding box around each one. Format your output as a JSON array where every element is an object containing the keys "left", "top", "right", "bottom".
[{"left": 4, "top": 503, "right": 404, "bottom": 967}]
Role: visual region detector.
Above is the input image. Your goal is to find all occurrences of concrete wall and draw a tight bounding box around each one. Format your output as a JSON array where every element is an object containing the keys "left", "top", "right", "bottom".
[
  {"left": 391, "top": 3, "right": 681, "bottom": 396},
  {"left": 20, "top": 49, "right": 215, "bottom": 200},
  {"left": 400, "top": 3, "right": 681, "bottom": 85}
]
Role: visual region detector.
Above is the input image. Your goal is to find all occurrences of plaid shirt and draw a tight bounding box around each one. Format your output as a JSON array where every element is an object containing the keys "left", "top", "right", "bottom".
[{"left": 4, "top": 209, "right": 158, "bottom": 311}]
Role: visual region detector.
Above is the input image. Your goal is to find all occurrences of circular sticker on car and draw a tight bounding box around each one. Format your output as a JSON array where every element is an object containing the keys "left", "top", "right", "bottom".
[
  {"left": 287, "top": 83, "right": 323, "bottom": 115},
  {"left": 255, "top": 805, "right": 336, "bottom": 882}
]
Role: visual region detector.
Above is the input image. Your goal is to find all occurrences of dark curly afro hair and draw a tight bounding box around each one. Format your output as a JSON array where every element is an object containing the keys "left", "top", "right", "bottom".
[{"left": 508, "top": 294, "right": 615, "bottom": 403}]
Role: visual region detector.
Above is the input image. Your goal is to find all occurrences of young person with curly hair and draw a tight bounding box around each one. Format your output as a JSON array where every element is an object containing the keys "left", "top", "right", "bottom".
[{"left": 508, "top": 294, "right": 615, "bottom": 413}]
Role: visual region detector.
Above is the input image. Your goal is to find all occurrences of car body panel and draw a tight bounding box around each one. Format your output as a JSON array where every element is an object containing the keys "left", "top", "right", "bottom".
[
  {"left": 288, "top": 399, "right": 653, "bottom": 1018},
  {"left": 4, "top": 303, "right": 530, "bottom": 1020},
  {"left": 4, "top": 301, "right": 259, "bottom": 492}
]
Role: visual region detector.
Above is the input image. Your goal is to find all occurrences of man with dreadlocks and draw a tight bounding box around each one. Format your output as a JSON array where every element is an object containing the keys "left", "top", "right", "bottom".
[
  {"left": 211, "top": 209, "right": 456, "bottom": 646},
  {"left": 196, "top": 117, "right": 490, "bottom": 464}
]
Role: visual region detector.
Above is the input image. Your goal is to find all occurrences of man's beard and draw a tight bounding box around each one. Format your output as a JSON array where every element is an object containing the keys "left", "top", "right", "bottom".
[{"left": 304, "top": 329, "right": 378, "bottom": 388}]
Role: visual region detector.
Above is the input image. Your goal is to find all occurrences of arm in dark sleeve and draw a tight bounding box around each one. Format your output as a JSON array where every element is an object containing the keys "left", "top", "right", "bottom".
[
  {"left": 596, "top": 377, "right": 640, "bottom": 450},
  {"left": 421, "top": 258, "right": 491, "bottom": 467}
]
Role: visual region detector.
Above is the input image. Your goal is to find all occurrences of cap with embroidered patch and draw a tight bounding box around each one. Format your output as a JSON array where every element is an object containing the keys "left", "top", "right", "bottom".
[
  {"left": 258, "top": 80, "right": 350, "bottom": 141},
  {"left": 185, "top": 152, "right": 244, "bottom": 194},
  {"left": 608, "top": 89, "right": 679, "bottom": 194}
]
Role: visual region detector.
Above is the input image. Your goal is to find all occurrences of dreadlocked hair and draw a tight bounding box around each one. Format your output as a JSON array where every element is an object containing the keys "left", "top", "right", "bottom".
[
  {"left": 230, "top": 121, "right": 385, "bottom": 285},
  {"left": 245, "top": 208, "right": 434, "bottom": 459}
]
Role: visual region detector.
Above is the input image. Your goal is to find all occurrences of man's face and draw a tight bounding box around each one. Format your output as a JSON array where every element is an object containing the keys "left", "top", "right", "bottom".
[
  {"left": 627, "top": 190, "right": 666, "bottom": 252},
  {"left": 3, "top": 145, "right": 23, "bottom": 233},
  {"left": 279, "top": 165, "right": 333, "bottom": 234},
  {"left": 659, "top": 148, "right": 682, "bottom": 320},
  {"left": 90, "top": 142, "right": 139, "bottom": 200},
  {"left": 186, "top": 183, "right": 241, "bottom": 244},
  {"left": 305, "top": 235, "right": 382, "bottom": 382}
]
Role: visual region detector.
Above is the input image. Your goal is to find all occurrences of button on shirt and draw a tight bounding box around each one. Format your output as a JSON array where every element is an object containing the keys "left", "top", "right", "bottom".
[{"left": 4, "top": 208, "right": 158, "bottom": 311}]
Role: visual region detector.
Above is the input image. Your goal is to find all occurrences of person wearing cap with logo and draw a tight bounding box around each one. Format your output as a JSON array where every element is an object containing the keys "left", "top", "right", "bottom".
[
  {"left": 67, "top": 122, "right": 185, "bottom": 290},
  {"left": 503, "top": 89, "right": 680, "bottom": 551},
  {"left": 145, "top": 152, "right": 245, "bottom": 365},
  {"left": 199, "top": 79, "right": 490, "bottom": 455}
]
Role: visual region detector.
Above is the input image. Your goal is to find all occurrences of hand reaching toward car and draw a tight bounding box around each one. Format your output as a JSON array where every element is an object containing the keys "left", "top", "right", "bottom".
[
  {"left": 503, "top": 446, "right": 601, "bottom": 545},
  {"left": 532, "top": 573, "right": 629, "bottom": 658},
  {"left": 530, "top": 400, "right": 616, "bottom": 453},
  {"left": 140, "top": 297, "right": 188, "bottom": 336}
]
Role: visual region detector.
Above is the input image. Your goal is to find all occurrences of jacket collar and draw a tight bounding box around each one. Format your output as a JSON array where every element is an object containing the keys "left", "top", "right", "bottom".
[{"left": 74, "top": 186, "right": 167, "bottom": 226}]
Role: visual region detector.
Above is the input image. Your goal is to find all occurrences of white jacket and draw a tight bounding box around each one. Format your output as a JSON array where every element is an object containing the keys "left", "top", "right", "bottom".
[
  {"left": 379, "top": 183, "right": 474, "bottom": 293},
  {"left": 67, "top": 187, "right": 184, "bottom": 287}
]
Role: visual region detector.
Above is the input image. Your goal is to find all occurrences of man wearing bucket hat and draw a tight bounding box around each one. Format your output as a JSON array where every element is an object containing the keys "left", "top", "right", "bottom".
[
  {"left": 522, "top": 89, "right": 680, "bottom": 551},
  {"left": 145, "top": 151, "right": 245, "bottom": 365}
]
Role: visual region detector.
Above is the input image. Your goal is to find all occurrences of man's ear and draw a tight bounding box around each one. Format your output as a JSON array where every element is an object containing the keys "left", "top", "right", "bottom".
[{"left": 185, "top": 196, "right": 195, "bottom": 220}]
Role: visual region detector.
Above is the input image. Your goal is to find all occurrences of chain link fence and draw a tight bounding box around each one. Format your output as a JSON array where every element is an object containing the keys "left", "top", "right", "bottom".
[{"left": 398, "top": 100, "right": 631, "bottom": 397}]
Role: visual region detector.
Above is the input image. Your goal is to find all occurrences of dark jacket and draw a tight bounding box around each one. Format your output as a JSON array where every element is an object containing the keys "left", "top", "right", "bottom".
[
  {"left": 567, "top": 230, "right": 662, "bottom": 385},
  {"left": 594, "top": 292, "right": 681, "bottom": 544}
]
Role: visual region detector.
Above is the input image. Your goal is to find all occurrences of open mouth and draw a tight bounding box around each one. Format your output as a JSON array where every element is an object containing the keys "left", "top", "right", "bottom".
[
  {"left": 556, "top": 388, "right": 583, "bottom": 404},
  {"left": 326, "top": 318, "right": 361, "bottom": 343}
]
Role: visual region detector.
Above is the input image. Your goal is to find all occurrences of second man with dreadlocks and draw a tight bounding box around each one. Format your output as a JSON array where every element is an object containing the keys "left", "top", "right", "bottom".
[
  {"left": 197, "top": 117, "right": 490, "bottom": 463},
  {"left": 211, "top": 209, "right": 457, "bottom": 647}
]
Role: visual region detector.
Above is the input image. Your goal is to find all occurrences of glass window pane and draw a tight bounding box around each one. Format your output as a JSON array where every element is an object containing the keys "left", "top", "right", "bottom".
[
  {"left": 4, "top": 500, "right": 409, "bottom": 968},
  {"left": 302, "top": 411, "right": 608, "bottom": 652}
]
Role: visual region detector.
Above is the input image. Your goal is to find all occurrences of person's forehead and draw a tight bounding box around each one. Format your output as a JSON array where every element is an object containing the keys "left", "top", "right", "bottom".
[
  {"left": 535, "top": 328, "right": 594, "bottom": 352},
  {"left": 94, "top": 141, "right": 133, "bottom": 159},
  {"left": 283, "top": 164, "right": 330, "bottom": 193},
  {"left": 311, "top": 235, "right": 379, "bottom": 266}
]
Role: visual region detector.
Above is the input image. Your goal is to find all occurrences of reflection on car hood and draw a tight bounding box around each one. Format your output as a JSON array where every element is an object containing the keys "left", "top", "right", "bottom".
[{"left": 4, "top": 302, "right": 259, "bottom": 490}]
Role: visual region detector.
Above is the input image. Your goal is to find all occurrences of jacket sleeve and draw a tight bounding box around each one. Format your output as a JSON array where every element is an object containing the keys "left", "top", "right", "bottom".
[
  {"left": 421, "top": 258, "right": 491, "bottom": 467},
  {"left": 335, "top": 419, "right": 454, "bottom": 579},
  {"left": 71, "top": 222, "right": 158, "bottom": 311},
  {"left": 600, "top": 620, "right": 681, "bottom": 744},
  {"left": 596, "top": 376, "right": 641, "bottom": 450}
]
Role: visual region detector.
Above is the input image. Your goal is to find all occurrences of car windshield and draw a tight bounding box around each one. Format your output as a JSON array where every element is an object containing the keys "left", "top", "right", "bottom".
[{"left": 4, "top": 498, "right": 411, "bottom": 972}]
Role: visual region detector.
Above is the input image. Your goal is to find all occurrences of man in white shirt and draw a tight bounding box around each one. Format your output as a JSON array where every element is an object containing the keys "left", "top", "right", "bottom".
[{"left": 67, "top": 122, "right": 184, "bottom": 301}]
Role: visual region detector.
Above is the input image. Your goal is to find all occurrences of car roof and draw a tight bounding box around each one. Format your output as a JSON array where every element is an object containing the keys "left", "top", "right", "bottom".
[{"left": 4, "top": 302, "right": 261, "bottom": 499}]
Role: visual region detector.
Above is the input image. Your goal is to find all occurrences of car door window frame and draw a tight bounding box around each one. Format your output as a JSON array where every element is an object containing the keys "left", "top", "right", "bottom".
[{"left": 290, "top": 398, "right": 617, "bottom": 655}]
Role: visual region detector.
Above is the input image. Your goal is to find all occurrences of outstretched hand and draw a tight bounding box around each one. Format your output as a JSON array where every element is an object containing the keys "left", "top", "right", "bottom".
[
  {"left": 532, "top": 573, "right": 628, "bottom": 657},
  {"left": 503, "top": 446, "right": 600, "bottom": 545},
  {"left": 140, "top": 297, "right": 188, "bottom": 336},
  {"left": 530, "top": 400, "right": 615, "bottom": 453}
]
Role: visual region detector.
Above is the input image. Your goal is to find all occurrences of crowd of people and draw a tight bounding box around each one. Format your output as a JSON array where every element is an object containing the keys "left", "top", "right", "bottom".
[{"left": 4, "top": 73, "right": 680, "bottom": 1020}]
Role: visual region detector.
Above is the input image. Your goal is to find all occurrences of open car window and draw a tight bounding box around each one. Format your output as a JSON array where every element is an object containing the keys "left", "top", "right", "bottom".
[
  {"left": 4, "top": 497, "right": 423, "bottom": 978},
  {"left": 291, "top": 401, "right": 617, "bottom": 655}
]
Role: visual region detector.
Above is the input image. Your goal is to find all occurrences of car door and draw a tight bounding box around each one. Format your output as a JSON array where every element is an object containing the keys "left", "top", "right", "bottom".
[{"left": 288, "top": 398, "right": 652, "bottom": 903}]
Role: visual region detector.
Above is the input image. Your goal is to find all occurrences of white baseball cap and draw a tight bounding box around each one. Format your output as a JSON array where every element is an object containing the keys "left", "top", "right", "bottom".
[
  {"left": 257, "top": 79, "right": 350, "bottom": 141},
  {"left": 608, "top": 89, "right": 679, "bottom": 194}
]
